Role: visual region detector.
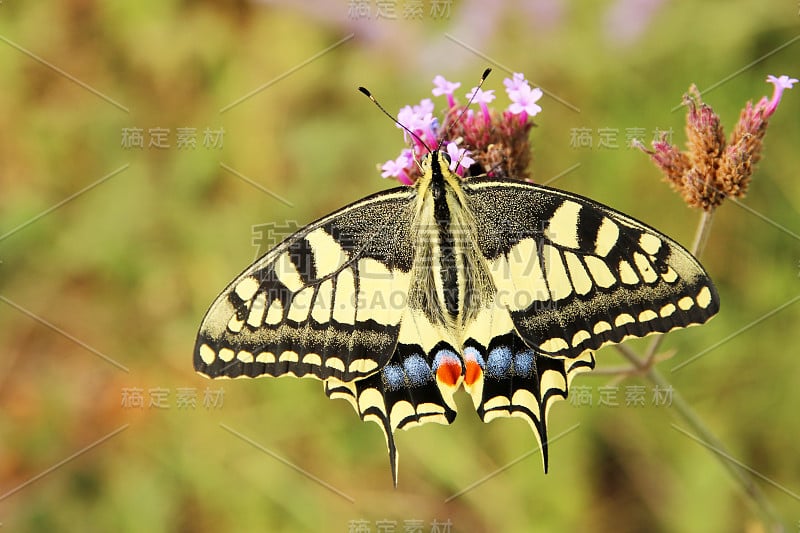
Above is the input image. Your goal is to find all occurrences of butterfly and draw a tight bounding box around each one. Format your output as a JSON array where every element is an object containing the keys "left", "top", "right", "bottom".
[{"left": 194, "top": 85, "right": 719, "bottom": 487}]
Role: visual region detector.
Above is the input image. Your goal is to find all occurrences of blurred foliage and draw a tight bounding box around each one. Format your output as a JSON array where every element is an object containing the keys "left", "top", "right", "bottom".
[{"left": 0, "top": 0, "right": 798, "bottom": 531}]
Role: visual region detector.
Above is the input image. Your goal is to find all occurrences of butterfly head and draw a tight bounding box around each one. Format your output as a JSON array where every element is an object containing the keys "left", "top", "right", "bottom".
[
  {"left": 418, "top": 149, "right": 455, "bottom": 189},
  {"left": 414, "top": 149, "right": 469, "bottom": 215}
]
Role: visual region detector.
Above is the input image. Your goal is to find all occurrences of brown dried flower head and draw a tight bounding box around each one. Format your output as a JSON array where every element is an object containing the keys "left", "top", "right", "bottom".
[{"left": 636, "top": 75, "right": 796, "bottom": 210}]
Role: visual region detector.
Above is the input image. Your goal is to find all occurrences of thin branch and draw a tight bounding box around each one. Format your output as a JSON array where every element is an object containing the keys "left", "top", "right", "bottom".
[
  {"left": 645, "top": 366, "right": 783, "bottom": 530},
  {"left": 690, "top": 208, "right": 716, "bottom": 257},
  {"left": 607, "top": 208, "right": 784, "bottom": 531},
  {"left": 614, "top": 343, "right": 643, "bottom": 368},
  {"left": 585, "top": 364, "right": 642, "bottom": 376}
]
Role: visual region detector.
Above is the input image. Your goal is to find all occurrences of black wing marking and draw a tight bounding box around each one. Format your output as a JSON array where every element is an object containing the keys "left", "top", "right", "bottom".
[{"left": 467, "top": 332, "right": 595, "bottom": 469}]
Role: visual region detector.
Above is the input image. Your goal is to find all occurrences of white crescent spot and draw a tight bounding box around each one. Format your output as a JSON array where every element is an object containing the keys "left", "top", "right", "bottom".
[
  {"left": 218, "top": 347, "right": 235, "bottom": 362},
  {"left": 696, "top": 286, "right": 713, "bottom": 309},
  {"left": 279, "top": 350, "right": 299, "bottom": 363},
  {"left": 302, "top": 353, "right": 322, "bottom": 366},
  {"left": 199, "top": 343, "right": 216, "bottom": 365},
  {"left": 593, "top": 321, "right": 612, "bottom": 334},
  {"left": 540, "top": 337, "right": 569, "bottom": 353},
  {"left": 638, "top": 310, "right": 658, "bottom": 322},
  {"left": 571, "top": 330, "right": 591, "bottom": 347},
  {"left": 614, "top": 313, "right": 635, "bottom": 327},
  {"left": 234, "top": 277, "right": 259, "bottom": 301},
  {"left": 324, "top": 357, "right": 346, "bottom": 372},
  {"left": 659, "top": 303, "right": 676, "bottom": 317}
]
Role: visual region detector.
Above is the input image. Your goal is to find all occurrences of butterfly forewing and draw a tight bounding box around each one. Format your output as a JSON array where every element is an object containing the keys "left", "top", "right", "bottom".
[
  {"left": 464, "top": 178, "right": 720, "bottom": 359},
  {"left": 194, "top": 186, "right": 417, "bottom": 382}
]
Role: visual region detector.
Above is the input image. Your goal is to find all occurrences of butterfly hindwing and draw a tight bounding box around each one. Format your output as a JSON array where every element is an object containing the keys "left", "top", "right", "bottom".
[
  {"left": 324, "top": 308, "right": 461, "bottom": 485},
  {"left": 460, "top": 296, "right": 596, "bottom": 469},
  {"left": 470, "top": 333, "right": 595, "bottom": 468},
  {"left": 464, "top": 178, "right": 720, "bottom": 359},
  {"left": 194, "top": 186, "right": 417, "bottom": 382}
]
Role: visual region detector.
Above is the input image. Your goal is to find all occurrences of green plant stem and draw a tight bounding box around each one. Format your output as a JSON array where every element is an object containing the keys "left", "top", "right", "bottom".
[
  {"left": 616, "top": 350, "right": 784, "bottom": 530},
  {"left": 613, "top": 208, "right": 785, "bottom": 531},
  {"left": 690, "top": 208, "right": 715, "bottom": 257}
]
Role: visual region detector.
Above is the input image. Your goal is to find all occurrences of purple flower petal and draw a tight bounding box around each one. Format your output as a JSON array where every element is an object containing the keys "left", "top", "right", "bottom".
[
  {"left": 414, "top": 98, "right": 435, "bottom": 116},
  {"left": 432, "top": 75, "right": 461, "bottom": 97},
  {"left": 765, "top": 74, "right": 798, "bottom": 116},
  {"left": 508, "top": 84, "right": 543, "bottom": 117},
  {"left": 381, "top": 149, "right": 415, "bottom": 180},
  {"left": 503, "top": 72, "right": 528, "bottom": 96},
  {"left": 465, "top": 87, "right": 496, "bottom": 104},
  {"left": 445, "top": 142, "right": 475, "bottom": 175}
]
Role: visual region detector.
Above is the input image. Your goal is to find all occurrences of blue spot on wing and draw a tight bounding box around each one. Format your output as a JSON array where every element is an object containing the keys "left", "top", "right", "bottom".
[
  {"left": 403, "top": 354, "right": 433, "bottom": 386},
  {"left": 432, "top": 349, "right": 459, "bottom": 370},
  {"left": 513, "top": 349, "right": 535, "bottom": 377},
  {"left": 464, "top": 346, "right": 485, "bottom": 367},
  {"left": 487, "top": 346, "right": 513, "bottom": 378},
  {"left": 382, "top": 364, "right": 405, "bottom": 391}
]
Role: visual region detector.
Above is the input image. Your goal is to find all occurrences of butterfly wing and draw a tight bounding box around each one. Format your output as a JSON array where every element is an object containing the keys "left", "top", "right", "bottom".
[
  {"left": 324, "top": 308, "right": 462, "bottom": 485},
  {"left": 460, "top": 177, "right": 719, "bottom": 464},
  {"left": 194, "top": 186, "right": 417, "bottom": 382},
  {"left": 460, "top": 302, "right": 596, "bottom": 470}
]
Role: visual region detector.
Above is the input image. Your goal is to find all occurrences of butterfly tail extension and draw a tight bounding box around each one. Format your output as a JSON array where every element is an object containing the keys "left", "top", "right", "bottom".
[
  {"left": 324, "top": 338, "right": 460, "bottom": 487},
  {"left": 462, "top": 329, "right": 595, "bottom": 472},
  {"left": 324, "top": 378, "right": 401, "bottom": 486}
]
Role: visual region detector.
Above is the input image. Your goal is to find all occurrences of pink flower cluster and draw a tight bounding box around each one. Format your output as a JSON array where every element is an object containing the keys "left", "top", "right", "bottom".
[
  {"left": 381, "top": 73, "right": 543, "bottom": 185},
  {"left": 639, "top": 74, "right": 796, "bottom": 210}
]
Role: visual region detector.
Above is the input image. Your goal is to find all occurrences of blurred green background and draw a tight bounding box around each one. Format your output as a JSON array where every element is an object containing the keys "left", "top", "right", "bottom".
[{"left": 1, "top": 1, "right": 798, "bottom": 531}]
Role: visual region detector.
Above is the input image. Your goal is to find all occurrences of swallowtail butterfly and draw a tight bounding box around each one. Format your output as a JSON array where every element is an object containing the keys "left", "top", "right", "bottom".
[{"left": 195, "top": 81, "right": 719, "bottom": 486}]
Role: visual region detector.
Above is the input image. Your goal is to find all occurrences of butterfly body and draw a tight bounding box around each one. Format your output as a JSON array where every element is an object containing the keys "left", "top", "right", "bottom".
[{"left": 195, "top": 151, "right": 718, "bottom": 485}]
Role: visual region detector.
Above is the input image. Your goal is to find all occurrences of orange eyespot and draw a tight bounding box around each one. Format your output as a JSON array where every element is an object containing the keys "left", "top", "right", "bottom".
[
  {"left": 435, "top": 360, "right": 461, "bottom": 387},
  {"left": 464, "top": 360, "right": 483, "bottom": 386}
]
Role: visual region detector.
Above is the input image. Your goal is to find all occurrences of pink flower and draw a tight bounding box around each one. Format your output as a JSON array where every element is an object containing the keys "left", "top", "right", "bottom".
[
  {"left": 764, "top": 74, "right": 798, "bottom": 117},
  {"left": 465, "top": 87, "right": 495, "bottom": 123},
  {"left": 378, "top": 72, "right": 539, "bottom": 183},
  {"left": 396, "top": 105, "right": 437, "bottom": 152},
  {"left": 445, "top": 142, "right": 475, "bottom": 176},
  {"left": 432, "top": 75, "right": 461, "bottom": 108},
  {"left": 414, "top": 98, "right": 435, "bottom": 116},
  {"left": 503, "top": 72, "right": 528, "bottom": 96},
  {"left": 381, "top": 149, "right": 415, "bottom": 184},
  {"left": 507, "top": 83, "right": 543, "bottom": 123}
]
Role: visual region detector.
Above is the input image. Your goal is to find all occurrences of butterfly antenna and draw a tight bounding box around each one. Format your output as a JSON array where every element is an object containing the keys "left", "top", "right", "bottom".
[
  {"left": 436, "top": 67, "right": 492, "bottom": 154},
  {"left": 358, "top": 86, "right": 431, "bottom": 154}
]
